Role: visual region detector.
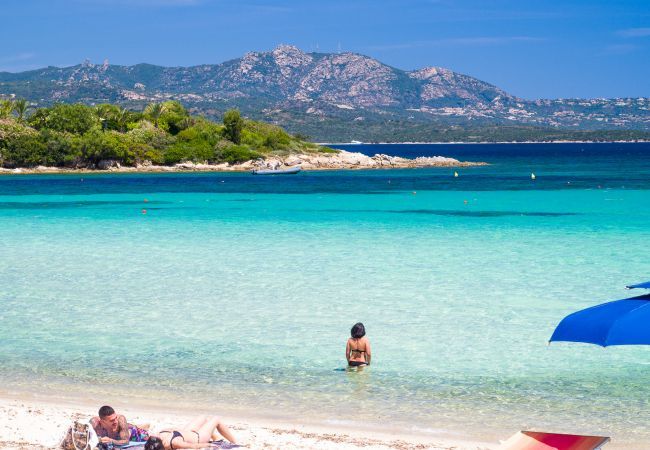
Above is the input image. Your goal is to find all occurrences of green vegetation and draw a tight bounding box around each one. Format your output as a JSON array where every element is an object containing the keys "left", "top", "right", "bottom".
[
  {"left": 0, "top": 100, "right": 330, "bottom": 169},
  {"left": 222, "top": 109, "right": 243, "bottom": 144}
]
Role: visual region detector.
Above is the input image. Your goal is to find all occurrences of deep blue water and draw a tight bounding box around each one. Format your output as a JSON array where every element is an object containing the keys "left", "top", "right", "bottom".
[{"left": 1, "top": 143, "right": 648, "bottom": 196}]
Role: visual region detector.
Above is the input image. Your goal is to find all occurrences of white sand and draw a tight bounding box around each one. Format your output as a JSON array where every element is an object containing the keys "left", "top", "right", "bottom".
[{"left": 0, "top": 395, "right": 496, "bottom": 450}]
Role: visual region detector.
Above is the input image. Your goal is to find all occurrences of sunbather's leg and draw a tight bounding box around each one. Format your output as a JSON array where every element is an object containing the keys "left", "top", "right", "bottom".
[
  {"left": 197, "top": 416, "right": 236, "bottom": 444},
  {"left": 182, "top": 416, "right": 207, "bottom": 432}
]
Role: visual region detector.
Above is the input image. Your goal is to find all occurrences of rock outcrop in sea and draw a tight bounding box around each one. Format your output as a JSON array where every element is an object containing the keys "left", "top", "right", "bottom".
[
  {"left": 249, "top": 150, "right": 484, "bottom": 170},
  {"left": 0, "top": 150, "right": 486, "bottom": 174}
]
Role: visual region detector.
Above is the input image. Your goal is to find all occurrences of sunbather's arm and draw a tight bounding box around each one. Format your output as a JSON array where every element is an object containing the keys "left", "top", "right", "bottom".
[
  {"left": 345, "top": 339, "right": 351, "bottom": 362},
  {"left": 365, "top": 339, "right": 372, "bottom": 365}
]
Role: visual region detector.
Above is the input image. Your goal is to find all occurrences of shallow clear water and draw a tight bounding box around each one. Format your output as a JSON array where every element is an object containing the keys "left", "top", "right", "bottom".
[{"left": 1, "top": 143, "right": 649, "bottom": 445}]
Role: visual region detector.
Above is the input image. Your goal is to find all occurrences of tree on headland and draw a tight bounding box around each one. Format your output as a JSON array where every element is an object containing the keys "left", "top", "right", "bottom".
[
  {"left": 116, "top": 107, "right": 131, "bottom": 132},
  {"left": 94, "top": 104, "right": 116, "bottom": 132},
  {"left": 157, "top": 101, "right": 190, "bottom": 135},
  {"left": 28, "top": 104, "right": 98, "bottom": 134},
  {"left": 223, "top": 109, "right": 243, "bottom": 144},
  {"left": 0, "top": 100, "right": 13, "bottom": 119},
  {"left": 293, "top": 132, "right": 311, "bottom": 142},
  {"left": 94, "top": 104, "right": 139, "bottom": 132},
  {"left": 144, "top": 102, "right": 165, "bottom": 128},
  {"left": 12, "top": 99, "right": 29, "bottom": 122}
]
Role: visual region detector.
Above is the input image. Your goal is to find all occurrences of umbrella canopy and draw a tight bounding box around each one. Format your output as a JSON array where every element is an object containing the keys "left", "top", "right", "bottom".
[
  {"left": 550, "top": 281, "right": 650, "bottom": 347},
  {"left": 499, "top": 431, "right": 610, "bottom": 450}
]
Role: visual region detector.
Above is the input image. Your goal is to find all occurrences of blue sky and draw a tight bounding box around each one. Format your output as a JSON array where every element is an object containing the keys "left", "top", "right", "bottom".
[{"left": 1, "top": 0, "right": 648, "bottom": 99}]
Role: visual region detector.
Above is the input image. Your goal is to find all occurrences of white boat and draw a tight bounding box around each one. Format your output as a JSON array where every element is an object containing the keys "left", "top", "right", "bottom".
[{"left": 252, "top": 166, "right": 301, "bottom": 175}]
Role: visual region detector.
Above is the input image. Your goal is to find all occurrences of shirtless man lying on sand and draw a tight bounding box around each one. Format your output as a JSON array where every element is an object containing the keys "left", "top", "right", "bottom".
[{"left": 90, "top": 405, "right": 150, "bottom": 445}]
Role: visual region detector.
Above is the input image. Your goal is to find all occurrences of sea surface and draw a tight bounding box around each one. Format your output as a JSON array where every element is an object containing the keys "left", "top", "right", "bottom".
[{"left": 1, "top": 143, "right": 649, "bottom": 446}]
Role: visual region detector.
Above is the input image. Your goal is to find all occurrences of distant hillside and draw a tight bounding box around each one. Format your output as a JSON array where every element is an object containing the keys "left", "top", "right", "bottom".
[{"left": 1, "top": 45, "right": 649, "bottom": 142}]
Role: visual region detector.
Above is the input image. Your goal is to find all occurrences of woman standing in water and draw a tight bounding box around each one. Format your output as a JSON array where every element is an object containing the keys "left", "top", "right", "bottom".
[{"left": 346, "top": 322, "right": 371, "bottom": 367}]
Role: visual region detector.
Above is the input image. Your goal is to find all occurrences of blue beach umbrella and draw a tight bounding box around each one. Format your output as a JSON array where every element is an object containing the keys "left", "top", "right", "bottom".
[
  {"left": 549, "top": 281, "right": 650, "bottom": 347},
  {"left": 626, "top": 280, "right": 650, "bottom": 290}
]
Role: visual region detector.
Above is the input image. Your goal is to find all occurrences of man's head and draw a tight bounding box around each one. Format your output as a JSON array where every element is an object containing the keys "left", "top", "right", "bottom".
[{"left": 98, "top": 405, "right": 119, "bottom": 431}]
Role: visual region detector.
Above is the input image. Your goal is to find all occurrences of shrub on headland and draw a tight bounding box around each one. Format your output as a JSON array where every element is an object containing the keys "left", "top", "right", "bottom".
[
  {"left": 0, "top": 100, "right": 332, "bottom": 169},
  {"left": 215, "top": 144, "right": 262, "bottom": 164}
]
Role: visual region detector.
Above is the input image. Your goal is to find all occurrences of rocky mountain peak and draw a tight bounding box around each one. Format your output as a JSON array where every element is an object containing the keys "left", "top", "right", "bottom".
[
  {"left": 409, "top": 66, "right": 453, "bottom": 80},
  {"left": 272, "top": 44, "right": 313, "bottom": 68},
  {"left": 238, "top": 51, "right": 263, "bottom": 75},
  {"left": 273, "top": 44, "right": 304, "bottom": 56}
]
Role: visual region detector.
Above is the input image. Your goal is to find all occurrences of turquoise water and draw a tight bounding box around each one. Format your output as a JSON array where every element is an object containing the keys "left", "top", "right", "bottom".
[{"left": 1, "top": 143, "right": 649, "bottom": 446}]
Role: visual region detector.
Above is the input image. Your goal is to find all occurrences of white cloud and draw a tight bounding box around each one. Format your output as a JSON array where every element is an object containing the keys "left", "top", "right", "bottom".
[
  {"left": 0, "top": 53, "right": 35, "bottom": 64},
  {"left": 601, "top": 44, "right": 638, "bottom": 55},
  {"left": 75, "top": 0, "right": 205, "bottom": 6},
  {"left": 367, "top": 36, "right": 545, "bottom": 51},
  {"left": 440, "top": 36, "right": 545, "bottom": 45},
  {"left": 617, "top": 27, "right": 650, "bottom": 38}
]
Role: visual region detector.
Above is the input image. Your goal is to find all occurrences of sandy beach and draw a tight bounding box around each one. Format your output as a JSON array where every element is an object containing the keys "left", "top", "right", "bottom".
[{"left": 0, "top": 394, "right": 495, "bottom": 450}]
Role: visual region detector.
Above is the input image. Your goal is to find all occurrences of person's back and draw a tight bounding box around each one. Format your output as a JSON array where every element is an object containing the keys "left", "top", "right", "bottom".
[{"left": 346, "top": 322, "right": 371, "bottom": 366}]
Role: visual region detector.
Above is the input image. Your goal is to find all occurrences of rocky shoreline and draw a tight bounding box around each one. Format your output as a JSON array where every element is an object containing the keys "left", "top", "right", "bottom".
[{"left": 0, "top": 150, "right": 486, "bottom": 175}]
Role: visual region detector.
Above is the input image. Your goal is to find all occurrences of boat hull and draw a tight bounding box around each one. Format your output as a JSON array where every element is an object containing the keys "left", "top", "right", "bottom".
[{"left": 252, "top": 167, "right": 301, "bottom": 175}]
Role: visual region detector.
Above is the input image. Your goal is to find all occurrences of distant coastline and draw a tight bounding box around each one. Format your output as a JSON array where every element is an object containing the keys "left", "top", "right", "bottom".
[{"left": 324, "top": 139, "right": 650, "bottom": 145}]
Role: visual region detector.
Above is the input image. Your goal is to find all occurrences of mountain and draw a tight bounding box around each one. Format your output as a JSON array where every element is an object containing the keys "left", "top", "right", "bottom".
[{"left": 1, "top": 45, "right": 649, "bottom": 142}]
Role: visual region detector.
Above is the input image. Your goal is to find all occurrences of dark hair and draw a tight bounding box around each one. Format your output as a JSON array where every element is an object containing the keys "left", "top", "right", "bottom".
[
  {"left": 351, "top": 322, "right": 366, "bottom": 339},
  {"left": 145, "top": 437, "right": 165, "bottom": 450},
  {"left": 98, "top": 405, "right": 115, "bottom": 418}
]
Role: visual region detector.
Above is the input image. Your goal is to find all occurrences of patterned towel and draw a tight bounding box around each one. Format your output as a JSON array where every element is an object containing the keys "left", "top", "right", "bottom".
[
  {"left": 209, "top": 440, "right": 242, "bottom": 449},
  {"left": 116, "top": 440, "right": 240, "bottom": 449}
]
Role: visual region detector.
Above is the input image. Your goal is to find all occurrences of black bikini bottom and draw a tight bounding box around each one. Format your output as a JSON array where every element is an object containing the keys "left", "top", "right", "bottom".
[
  {"left": 165, "top": 428, "right": 201, "bottom": 449},
  {"left": 348, "top": 361, "right": 367, "bottom": 367}
]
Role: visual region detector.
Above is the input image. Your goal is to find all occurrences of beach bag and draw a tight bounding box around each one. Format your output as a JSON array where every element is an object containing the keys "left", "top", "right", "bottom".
[{"left": 60, "top": 419, "right": 99, "bottom": 450}]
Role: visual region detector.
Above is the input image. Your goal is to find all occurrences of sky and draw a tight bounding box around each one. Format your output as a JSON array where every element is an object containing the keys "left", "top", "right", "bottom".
[{"left": 0, "top": 0, "right": 648, "bottom": 99}]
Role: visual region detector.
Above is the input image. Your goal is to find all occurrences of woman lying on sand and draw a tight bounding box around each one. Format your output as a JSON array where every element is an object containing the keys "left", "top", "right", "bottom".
[{"left": 145, "top": 416, "right": 236, "bottom": 449}]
